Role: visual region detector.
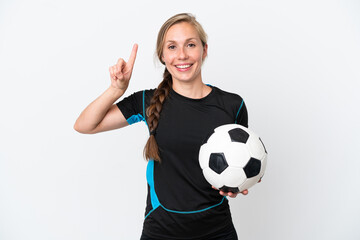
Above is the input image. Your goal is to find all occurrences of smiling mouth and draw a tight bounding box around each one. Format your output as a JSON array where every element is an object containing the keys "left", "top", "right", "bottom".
[{"left": 175, "top": 64, "right": 193, "bottom": 70}]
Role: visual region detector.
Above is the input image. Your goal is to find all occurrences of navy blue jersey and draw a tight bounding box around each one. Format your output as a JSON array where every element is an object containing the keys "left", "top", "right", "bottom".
[{"left": 116, "top": 85, "right": 248, "bottom": 239}]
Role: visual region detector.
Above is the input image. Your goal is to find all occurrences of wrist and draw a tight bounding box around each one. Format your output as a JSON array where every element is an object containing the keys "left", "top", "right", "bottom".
[{"left": 108, "top": 86, "right": 125, "bottom": 99}]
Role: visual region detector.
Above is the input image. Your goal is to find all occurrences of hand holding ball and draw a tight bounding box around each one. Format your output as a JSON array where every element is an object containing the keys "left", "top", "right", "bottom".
[{"left": 199, "top": 124, "right": 267, "bottom": 194}]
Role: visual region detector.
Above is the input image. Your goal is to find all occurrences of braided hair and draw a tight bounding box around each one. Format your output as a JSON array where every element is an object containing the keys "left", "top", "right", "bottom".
[{"left": 143, "top": 13, "right": 208, "bottom": 162}]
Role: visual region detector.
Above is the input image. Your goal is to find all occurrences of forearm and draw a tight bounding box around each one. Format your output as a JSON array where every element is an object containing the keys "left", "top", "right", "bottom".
[{"left": 74, "top": 86, "right": 125, "bottom": 133}]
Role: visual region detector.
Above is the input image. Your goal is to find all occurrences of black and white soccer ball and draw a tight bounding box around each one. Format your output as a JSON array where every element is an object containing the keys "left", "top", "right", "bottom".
[{"left": 199, "top": 124, "right": 267, "bottom": 193}]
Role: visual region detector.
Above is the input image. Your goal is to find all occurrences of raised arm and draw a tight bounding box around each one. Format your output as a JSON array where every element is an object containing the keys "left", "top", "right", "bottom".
[{"left": 74, "top": 44, "right": 138, "bottom": 134}]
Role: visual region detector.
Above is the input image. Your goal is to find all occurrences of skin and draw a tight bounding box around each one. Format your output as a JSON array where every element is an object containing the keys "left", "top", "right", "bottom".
[{"left": 109, "top": 44, "right": 138, "bottom": 91}]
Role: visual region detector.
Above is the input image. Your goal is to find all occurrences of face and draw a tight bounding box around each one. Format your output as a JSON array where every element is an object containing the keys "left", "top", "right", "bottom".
[{"left": 162, "top": 22, "right": 208, "bottom": 84}]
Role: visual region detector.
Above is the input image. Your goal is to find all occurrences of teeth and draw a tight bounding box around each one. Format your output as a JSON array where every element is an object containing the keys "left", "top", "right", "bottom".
[{"left": 176, "top": 64, "right": 191, "bottom": 69}]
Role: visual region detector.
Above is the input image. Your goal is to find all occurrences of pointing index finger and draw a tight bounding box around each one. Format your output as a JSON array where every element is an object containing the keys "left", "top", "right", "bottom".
[{"left": 128, "top": 43, "right": 138, "bottom": 69}]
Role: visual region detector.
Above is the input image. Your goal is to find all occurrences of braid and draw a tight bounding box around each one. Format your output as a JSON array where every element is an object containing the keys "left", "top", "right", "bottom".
[{"left": 143, "top": 68, "right": 172, "bottom": 162}]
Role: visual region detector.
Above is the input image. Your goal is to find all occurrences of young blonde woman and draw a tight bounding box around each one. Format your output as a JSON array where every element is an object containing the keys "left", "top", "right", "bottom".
[{"left": 74, "top": 13, "right": 252, "bottom": 240}]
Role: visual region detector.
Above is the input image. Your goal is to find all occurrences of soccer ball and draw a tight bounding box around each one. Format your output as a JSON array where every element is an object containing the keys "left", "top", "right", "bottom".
[{"left": 199, "top": 124, "right": 267, "bottom": 193}]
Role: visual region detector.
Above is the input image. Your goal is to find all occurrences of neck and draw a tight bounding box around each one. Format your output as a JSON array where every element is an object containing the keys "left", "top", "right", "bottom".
[{"left": 172, "top": 79, "right": 211, "bottom": 99}]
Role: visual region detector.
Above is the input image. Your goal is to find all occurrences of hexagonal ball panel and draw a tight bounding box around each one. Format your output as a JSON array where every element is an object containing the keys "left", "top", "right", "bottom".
[
  {"left": 221, "top": 166, "right": 247, "bottom": 187},
  {"left": 243, "top": 158, "right": 261, "bottom": 178},
  {"left": 209, "top": 153, "right": 228, "bottom": 174},
  {"left": 247, "top": 134, "right": 266, "bottom": 160},
  {"left": 228, "top": 128, "right": 249, "bottom": 143},
  {"left": 222, "top": 143, "right": 251, "bottom": 168}
]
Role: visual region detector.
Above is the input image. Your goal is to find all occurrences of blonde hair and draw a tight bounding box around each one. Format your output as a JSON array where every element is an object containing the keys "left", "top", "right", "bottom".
[{"left": 143, "top": 13, "right": 208, "bottom": 162}]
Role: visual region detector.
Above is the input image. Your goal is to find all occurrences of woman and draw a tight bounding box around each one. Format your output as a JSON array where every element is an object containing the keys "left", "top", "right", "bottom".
[{"left": 74, "top": 13, "right": 251, "bottom": 240}]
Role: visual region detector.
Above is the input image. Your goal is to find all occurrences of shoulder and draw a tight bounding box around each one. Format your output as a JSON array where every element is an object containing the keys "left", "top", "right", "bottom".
[
  {"left": 129, "top": 88, "right": 156, "bottom": 96},
  {"left": 144, "top": 88, "right": 156, "bottom": 98},
  {"left": 210, "top": 85, "right": 247, "bottom": 123},
  {"left": 141, "top": 88, "right": 157, "bottom": 109},
  {"left": 124, "top": 88, "right": 156, "bottom": 101},
  {"left": 211, "top": 85, "right": 245, "bottom": 105},
  {"left": 116, "top": 88, "right": 157, "bottom": 110}
]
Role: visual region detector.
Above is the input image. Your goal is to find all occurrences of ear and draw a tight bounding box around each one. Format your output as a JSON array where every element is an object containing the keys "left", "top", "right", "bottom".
[{"left": 202, "top": 44, "right": 208, "bottom": 60}]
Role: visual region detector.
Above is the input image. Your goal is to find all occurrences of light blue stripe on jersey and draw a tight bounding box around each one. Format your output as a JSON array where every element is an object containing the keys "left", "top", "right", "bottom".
[
  {"left": 143, "top": 90, "right": 149, "bottom": 129},
  {"left": 140, "top": 90, "right": 161, "bottom": 216},
  {"left": 235, "top": 100, "right": 244, "bottom": 124},
  {"left": 126, "top": 113, "right": 145, "bottom": 125},
  {"left": 159, "top": 196, "right": 226, "bottom": 214},
  {"left": 146, "top": 160, "right": 161, "bottom": 214},
  {"left": 125, "top": 90, "right": 149, "bottom": 126}
]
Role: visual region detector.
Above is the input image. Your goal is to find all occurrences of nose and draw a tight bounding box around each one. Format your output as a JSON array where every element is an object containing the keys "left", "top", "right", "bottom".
[{"left": 177, "top": 47, "right": 188, "bottom": 60}]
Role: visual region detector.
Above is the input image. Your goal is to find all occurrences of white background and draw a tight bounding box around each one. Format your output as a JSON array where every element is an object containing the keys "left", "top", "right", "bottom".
[{"left": 1, "top": 0, "right": 359, "bottom": 239}]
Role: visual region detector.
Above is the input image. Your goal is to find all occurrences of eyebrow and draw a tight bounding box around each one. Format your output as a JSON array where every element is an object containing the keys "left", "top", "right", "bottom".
[{"left": 165, "top": 38, "right": 198, "bottom": 43}]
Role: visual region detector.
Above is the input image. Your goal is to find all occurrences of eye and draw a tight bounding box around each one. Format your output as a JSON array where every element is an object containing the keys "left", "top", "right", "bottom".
[
  {"left": 168, "top": 45, "right": 176, "bottom": 50},
  {"left": 188, "top": 43, "right": 196, "bottom": 47}
]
